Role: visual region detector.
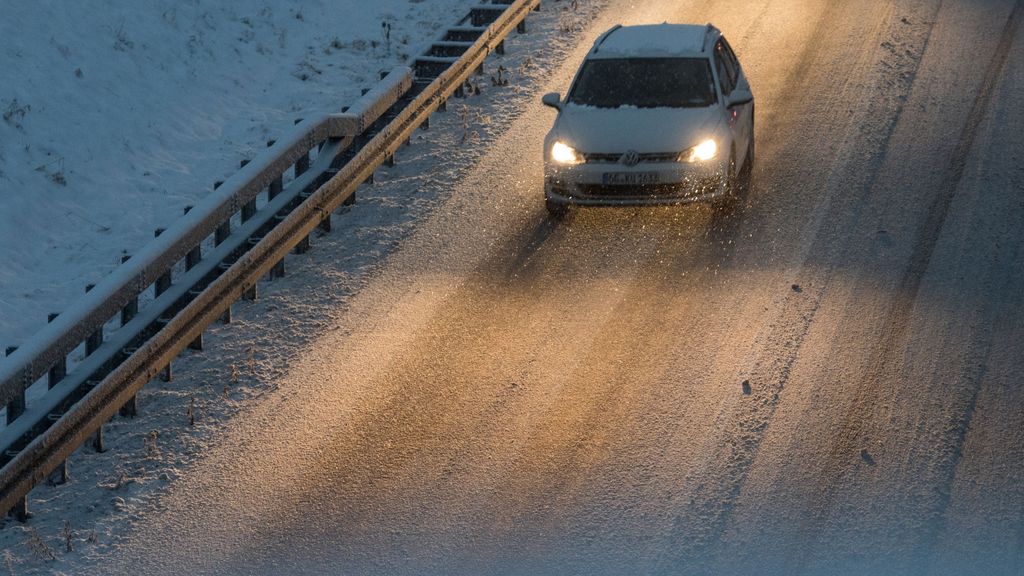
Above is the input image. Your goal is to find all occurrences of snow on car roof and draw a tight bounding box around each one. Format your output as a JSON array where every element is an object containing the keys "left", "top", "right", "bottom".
[{"left": 590, "top": 23, "right": 714, "bottom": 59}]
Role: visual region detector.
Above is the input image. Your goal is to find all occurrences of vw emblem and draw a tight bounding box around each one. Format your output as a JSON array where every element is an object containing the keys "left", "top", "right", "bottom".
[{"left": 620, "top": 150, "right": 641, "bottom": 167}]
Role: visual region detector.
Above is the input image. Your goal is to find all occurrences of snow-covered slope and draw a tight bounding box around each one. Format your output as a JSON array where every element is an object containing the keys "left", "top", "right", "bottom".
[{"left": 0, "top": 0, "right": 471, "bottom": 348}]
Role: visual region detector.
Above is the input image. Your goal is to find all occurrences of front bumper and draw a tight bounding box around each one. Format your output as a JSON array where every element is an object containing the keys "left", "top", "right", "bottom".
[{"left": 544, "top": 161, "right": 727, "bottom": 206}]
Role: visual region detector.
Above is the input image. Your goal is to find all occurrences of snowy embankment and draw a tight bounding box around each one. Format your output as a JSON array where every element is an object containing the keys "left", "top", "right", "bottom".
[{"left": 0, "top": 0, "right": 469, "bottom": 348}]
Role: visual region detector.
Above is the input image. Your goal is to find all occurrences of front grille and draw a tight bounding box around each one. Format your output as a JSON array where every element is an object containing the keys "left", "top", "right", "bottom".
[
  {"left": 578, "top": 183, "right": 688, "bottom": 197},
  {"left": 576, "top": 176, "right": 721, "bottom": 199},
  {"left": 582, "top": 151, "right": 680, "bottom": 164}
]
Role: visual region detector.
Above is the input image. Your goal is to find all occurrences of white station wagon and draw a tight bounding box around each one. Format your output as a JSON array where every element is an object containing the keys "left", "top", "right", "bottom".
[{"left": 541, "top": 23, "right": 755, "bottom": 217}]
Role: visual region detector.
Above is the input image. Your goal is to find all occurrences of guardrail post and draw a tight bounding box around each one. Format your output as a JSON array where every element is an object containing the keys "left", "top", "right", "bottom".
[
  {"left": 154, "top": 271, "right": 172, "bottom": 314},
  {"left": 44, "top": 315, "right": 72, "bottom": 482},
  {"left": 84, "top": 285, "right": 103, "bottom": 357},
  {"left": 294, "top": 150, "right": 309, "bottom": 175},
  {"left": 5, "top": 346, "right": 24, "bottom": 425},
  {"left": 243, "top": 281, "right": 258, "bottom": 301},
  {"left": 92, "top": 418, "right": 106, "bottom": 453},
  {"left": 6, "top": 495, "right": 30, "bottom": 522},
  {"left": 264, "top": 140, "right": 293, "bottom": 273},
  {"left": 271, "top": 251, "right": 287, "bottom": 278},
  {"left": 181, "top": 207, "right": 205, "bottom": 352},
  {"left": 119, "top": 346, "right": 139, "bottom": 419},
  {"left": 239, "top": 159, "right": 262, "bottom": 297},
  {"left": 153, "top": 230, "right": 172, "bottom": 299},
  {"left": 47, "top": 459, "right": 69, "bottom": 486},
  {"left": 215, "top": 221, "right": 233, "bottom": 320},
  {"left": 186, "top": 326, "right": 202, "bottom": 350},
  {"left": 215, "top": 222, "right": 230, "bottom": 246},
  {"left": 318, "top": 208, "right": 333, "bottom": 233},
  {"left": 45, "top": 353, "right": 72, "bottom": 486},
  {"left": 211, "top": 182, "right": 233, "bottom": 323},
  {"left": 294, "top": 119, "right": 310, "bottom": 175},
  {"left": 151, "top": 230, "right": 174, "bottom": 381},
  {"left": 119, "top": 395, "right": 138, "bottom": 418},
  {"left": 220, "top": 300, "right": 233, "bottom": 324},
  {"left": 496, "top": 40, "right": 505, "bottom": 55},
  {"left": 268, "top": 144, "right": 284, "bottom": 207},
  {"left": 240, "top": 160, "right": 256, "bottom": 221},
  {"left": 333, "top": 144, "right": 360, "bottom": 207},
  {"left": 119, "top": 256, "right": 138, "bottom": 327},
  {"left": 183, "top": 207, "right": 202, "bottom": 271},
  {"left": 242, "top": 196, "right": 256, "bottom": 220},
  {"left": 115, "top": 256, "right": 141, "bottom": 414},
  {"left": 47, "top": 314, "right": 67, "bottom": 389},
  {"left": 243, "top": 240, "right": 260, "bottom": 298},
  {"left": 213, "top": 181, "right": 230, "bottom": 245},
  {"left": 517, "top": 19, "right": 527, "bottom": 34},
  {"left": 292, "top": 139, "right": 313, "bottom": 255}
]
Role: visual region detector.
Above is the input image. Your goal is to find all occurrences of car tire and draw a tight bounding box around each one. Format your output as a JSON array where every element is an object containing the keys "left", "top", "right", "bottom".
[
  {"left": 739, "top": 136, "right": 754, "bottom": 196},
  {"left": 714, "top": 153, "right": 739, "bottom": 212},
  {"left": 546, "top": 199, "right": 569, "bottom": 221}
]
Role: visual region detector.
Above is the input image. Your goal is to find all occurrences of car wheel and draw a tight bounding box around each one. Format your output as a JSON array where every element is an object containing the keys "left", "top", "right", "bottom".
[
  {"left": 546, "top": 199, "right": 569, "bottom": 221},
  {"left": 714, "top": 153, "right": 739, "bottom": 212},
  {"left": 739, "top": 136, "right": 754, "bottom": 196}
]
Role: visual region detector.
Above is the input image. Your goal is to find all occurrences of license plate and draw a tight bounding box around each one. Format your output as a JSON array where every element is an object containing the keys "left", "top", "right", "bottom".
[{"left": 602, "top": 172, "right": 660, "bottom": 186}]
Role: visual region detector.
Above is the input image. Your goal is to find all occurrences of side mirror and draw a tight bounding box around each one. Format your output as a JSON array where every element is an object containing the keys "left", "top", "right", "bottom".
[
  {"left": 542, "top": 92, "right": 563, "bottom": 111},
  {"left": 727, "top": 88, "right": 753, "bottom": 108}
]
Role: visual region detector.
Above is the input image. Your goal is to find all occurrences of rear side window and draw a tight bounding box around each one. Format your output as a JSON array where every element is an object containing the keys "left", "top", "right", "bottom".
[
  {"left": 567, "top": 58, "right": 717, "bottom": 109},
  {"left": 714, "top": 40, "right": 737, "bottom": 95},
  {"left": 721, "top": 37, "right": 741, "bottom": 72}
]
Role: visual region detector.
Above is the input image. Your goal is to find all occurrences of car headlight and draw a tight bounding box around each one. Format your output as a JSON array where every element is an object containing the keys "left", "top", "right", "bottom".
[
  {"left": 680, "top": 139, "right": 718, "bottom": 163},
  {"left": 551, "top": 141, "right": 583, "bottom": 165}
]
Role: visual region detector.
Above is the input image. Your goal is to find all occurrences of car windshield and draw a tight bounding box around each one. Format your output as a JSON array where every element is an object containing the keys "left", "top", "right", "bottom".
[{"left": 567, "top": 58, "right": 717, "bottom": 109}]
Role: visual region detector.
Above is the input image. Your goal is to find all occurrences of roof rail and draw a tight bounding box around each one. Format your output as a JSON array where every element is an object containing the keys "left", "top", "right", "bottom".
[
  {"left": 593, "top": 24, "right": 623, "bottom": 53},
  {"left": 702, "top": 23, "right": 718, "bottom": 52}
]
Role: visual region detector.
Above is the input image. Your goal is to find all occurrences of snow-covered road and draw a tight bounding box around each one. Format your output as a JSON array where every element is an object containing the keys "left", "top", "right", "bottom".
[{"left": 53, "top": 0, "right": 1024, "bottom": 573}]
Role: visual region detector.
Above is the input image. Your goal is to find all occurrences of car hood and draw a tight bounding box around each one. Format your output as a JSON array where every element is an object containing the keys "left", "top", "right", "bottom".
[{"left": 553, "top": 104, "right": 722, "bottom": 154}]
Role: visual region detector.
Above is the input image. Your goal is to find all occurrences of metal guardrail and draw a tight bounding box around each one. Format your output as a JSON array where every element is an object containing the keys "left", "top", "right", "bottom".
[{"left": 0, "top": 0, "right": 542, "bottom": 519}]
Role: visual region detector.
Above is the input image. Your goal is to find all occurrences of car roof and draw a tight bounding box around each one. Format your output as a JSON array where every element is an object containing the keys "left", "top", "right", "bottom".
[{"left": 588, "top": 23, "right": 719, "bottom": 59}]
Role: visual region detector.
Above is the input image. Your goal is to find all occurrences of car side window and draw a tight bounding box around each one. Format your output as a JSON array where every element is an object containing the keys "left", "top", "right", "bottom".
[
  {"left": 714, "top": 40, "right": 736, "bottom": 95},
  {"left": 720, "top": 37, "right": 742, "bottom": 82}
]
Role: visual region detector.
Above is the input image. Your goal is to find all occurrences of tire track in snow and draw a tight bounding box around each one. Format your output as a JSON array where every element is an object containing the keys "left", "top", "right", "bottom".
[
  {"left": 645, "top": 0, "right": 943, "bottom": 570},
  {"left": 433, "top": 6, "right": 855, "bottom": 568},
  {"left": 791, "top": 0, "right": 1023, "bottom": 571},
  {"left": 737, "top": 0, "right": 775, "bottom": 47},
  {"left": 915, "top": 244, "right": 1023, "bottom": 575},
  {"left": 657, "top": 2, "right": 966, "bottom": 572}
]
